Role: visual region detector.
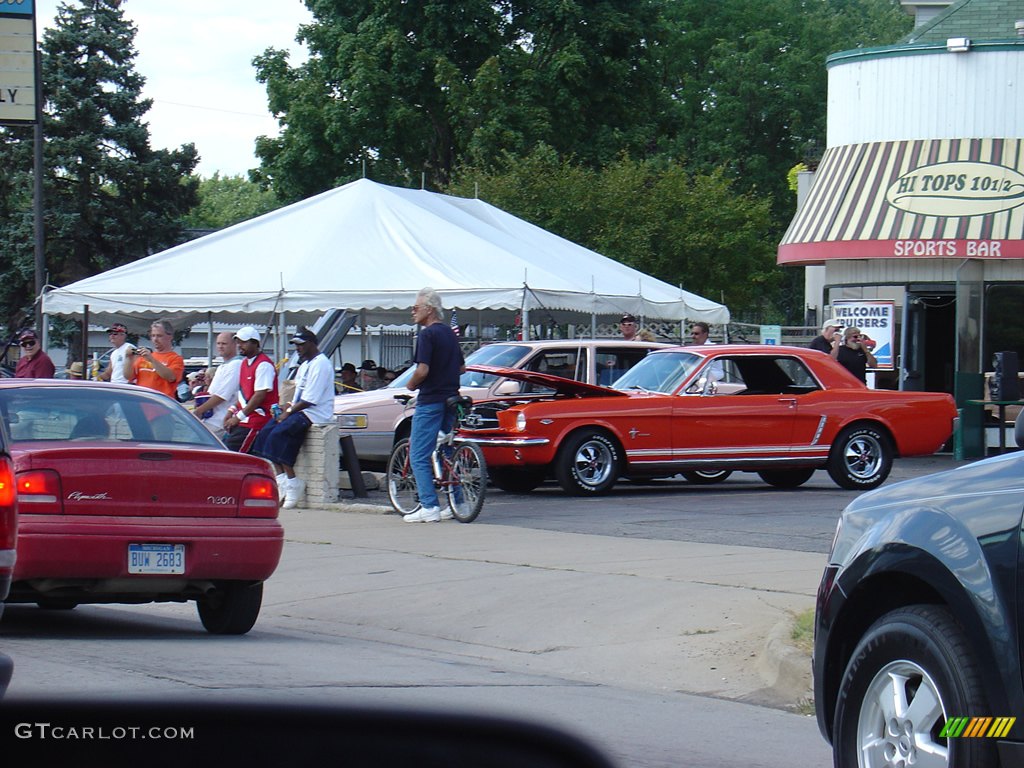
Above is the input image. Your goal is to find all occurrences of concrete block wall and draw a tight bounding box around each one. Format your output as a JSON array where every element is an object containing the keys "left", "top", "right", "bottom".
[{"left": 292, "top": 422, "right": 339, "bottom": 507}]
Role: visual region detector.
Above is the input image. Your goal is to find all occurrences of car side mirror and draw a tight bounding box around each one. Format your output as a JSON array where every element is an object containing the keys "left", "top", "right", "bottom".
[{"left": 494, "top": 379, "right": 521, "bottom": 395}]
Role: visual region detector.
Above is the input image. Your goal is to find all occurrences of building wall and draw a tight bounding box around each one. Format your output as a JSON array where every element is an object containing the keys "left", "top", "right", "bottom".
[{"left": 827, "top": 48, "right": 1024, "bottom": 147}]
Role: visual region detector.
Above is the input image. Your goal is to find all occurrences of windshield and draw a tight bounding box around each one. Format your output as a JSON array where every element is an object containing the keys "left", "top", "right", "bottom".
[
  {"left": 0, "top": 386, "right": 222, "bottom": 446},
  {"left": 459, "top": 344, "right": 531, "bottom": 388},
  {"left": 612, "top": 350, "right": 703, "bottom": 394}
]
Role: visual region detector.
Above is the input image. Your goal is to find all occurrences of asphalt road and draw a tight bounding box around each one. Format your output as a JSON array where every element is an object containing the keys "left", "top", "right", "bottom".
[{"left": 420, "top": 453, "right": 972, "bottom": 553}]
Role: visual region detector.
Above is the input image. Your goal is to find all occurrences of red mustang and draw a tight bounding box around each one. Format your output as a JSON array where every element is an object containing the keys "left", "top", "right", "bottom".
[
  {"left": 0, "top": 380, "right": 282, "bottom": 634},
  {"left": 461, "top": 345, "right": 958, "bottom": 495}
]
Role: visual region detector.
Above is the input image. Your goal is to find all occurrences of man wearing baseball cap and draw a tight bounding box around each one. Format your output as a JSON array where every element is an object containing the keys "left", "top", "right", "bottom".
[
  {"left": 14, "top": 329, "right": 55, "bottom": 378},
  {"left": 620, "top": 314, "right": 638, "bottom": 342},
  {"left": 223, "top": 326, "right": 278, "bottom": 453},
  {"left": 252, "top": 326, "right": 335, "bottom": 509},
  {"left": 809, "top": 318, "right": 843, "bottom": 355},
  {"left": 98, "top": 322, "right": 134, "bottom": 384}
]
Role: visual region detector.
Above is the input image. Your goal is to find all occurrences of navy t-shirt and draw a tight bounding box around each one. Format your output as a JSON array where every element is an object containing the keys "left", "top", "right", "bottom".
[{"left": 414, "top": 322, "right": 464, "bottom": 404}]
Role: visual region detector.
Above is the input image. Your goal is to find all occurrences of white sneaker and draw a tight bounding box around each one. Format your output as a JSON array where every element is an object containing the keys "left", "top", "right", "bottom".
[
  {"left": 283, "top": 477, "right": 305, "bottom": 510},
  {"left": 438, "top": 505, "right": 453, "bottom": 521},
  {"left": 276, "top": 473, "right": 288, "bottom": 497},
  {"left": 403, "top": 506, "right": 441, "bottom": 523}
]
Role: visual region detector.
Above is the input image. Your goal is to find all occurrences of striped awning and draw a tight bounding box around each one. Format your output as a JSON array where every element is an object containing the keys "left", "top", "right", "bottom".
[{"left": 778, "top": 138, "right": 1024, "bottom": 264}]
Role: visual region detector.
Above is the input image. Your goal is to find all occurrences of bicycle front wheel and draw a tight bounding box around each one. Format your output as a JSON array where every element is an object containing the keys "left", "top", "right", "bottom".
[
  {"left": 386, "top": 438, "right": 420, "bottom": 515},
  {"left": 446, "top": 441, "right": 487, "bottom": 523}
]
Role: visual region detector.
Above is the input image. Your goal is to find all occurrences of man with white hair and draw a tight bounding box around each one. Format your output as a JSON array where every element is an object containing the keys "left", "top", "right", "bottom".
[
  {"left": 403, "top": 287, "right": 465, "bottom": 523},
  {"left": 809, "top": 318, "right": 843, "bottom": 354},
  {"left": 192, "top": 331, "right": 241, "bottom": 439}
]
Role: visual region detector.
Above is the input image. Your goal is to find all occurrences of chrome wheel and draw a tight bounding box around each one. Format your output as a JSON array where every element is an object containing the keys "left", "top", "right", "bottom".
[
  {"left": 556, "top": 431, "right": 621, "bottom": 495},
  {"left": 828, "top": 425, "right": 892, "bottom": 490}
]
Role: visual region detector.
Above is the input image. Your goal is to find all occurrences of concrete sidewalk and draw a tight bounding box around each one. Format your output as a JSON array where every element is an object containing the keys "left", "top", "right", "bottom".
[
  {"left": 274, "top": 505, "right": 825, "bottom": 709},
  {"left": 278, "top": 455, "right": 978, "bottom": 708}
]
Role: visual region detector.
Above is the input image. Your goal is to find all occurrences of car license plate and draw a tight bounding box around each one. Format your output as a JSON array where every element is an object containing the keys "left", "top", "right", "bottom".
[{"left": 128, "top": 544, "right": 185, "bottom": 575}]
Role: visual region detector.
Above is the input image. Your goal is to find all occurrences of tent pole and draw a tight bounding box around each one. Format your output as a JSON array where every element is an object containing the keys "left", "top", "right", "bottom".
[
  {"left": 81, "top": 305, "right": 89, "bottom": 366},
  {"left": 206, "top": 312, "right": 213, "bottom": 365},
  {"left": 277, "top": 312, "right": 286, "bottom": 367}
]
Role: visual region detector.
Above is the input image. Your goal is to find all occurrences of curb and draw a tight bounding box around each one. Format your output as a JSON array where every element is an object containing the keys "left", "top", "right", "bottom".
[{"left": 757, "top": 620, "right": 813, "bottom": 708}]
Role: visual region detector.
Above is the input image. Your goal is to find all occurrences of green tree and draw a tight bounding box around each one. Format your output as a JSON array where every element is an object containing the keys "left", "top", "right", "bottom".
[
  {"left": 253, "top": 0, "right": 672, "bottom": 201},
  {"left": 0, "top": 0, "right": 199, "bottom": 330},
  {"left": 449, "top": 148, "right": 779, "bottom": 317},
  {"left": 183, "top": 174, "right": 281, "bottom": 231},
  {"left": 661, "top": 0, "right": 911, "bottom": 216}
]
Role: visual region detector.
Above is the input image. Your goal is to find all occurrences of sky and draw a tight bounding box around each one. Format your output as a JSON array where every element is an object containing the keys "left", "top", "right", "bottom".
[{"left": 35, "top": 0, "right": 314, "bottom": 178}]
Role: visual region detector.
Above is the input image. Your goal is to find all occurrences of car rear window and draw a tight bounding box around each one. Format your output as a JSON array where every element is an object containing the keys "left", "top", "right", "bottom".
[{"left": 0, "top": 387, "right": 222, "bottom": 447}]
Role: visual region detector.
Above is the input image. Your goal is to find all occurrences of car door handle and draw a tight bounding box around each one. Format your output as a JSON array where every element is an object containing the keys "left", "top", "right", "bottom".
[{"left": 778, "top": 398, "right": 797, "bottom": 409}]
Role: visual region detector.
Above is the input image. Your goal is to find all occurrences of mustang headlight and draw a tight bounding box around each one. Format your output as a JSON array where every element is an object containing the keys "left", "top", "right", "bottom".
[
  {"left": 516, "top": 412, "right": 527, "bottom": 432},
  {"left": 336, "top": 414, "right": 368, "bottom": 429}
]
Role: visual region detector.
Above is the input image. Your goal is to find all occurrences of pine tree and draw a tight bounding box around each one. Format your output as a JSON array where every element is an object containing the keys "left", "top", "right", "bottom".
[{"left": 0, "top": 0, "right": 199, "bottom": 330}]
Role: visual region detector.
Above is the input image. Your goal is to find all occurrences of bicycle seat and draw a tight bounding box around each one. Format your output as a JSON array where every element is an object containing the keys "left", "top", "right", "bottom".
[{"left": 446, "top": 395, "right": 473, "bottom": 409}]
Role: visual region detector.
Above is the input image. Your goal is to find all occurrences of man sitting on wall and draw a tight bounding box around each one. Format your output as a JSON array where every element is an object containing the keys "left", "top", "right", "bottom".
[
  {"left": 223, "top": 326, "right": 278, "bottom": 453},
  {"left": 252, "top": 327, "right": 335, "bottom": 509}
]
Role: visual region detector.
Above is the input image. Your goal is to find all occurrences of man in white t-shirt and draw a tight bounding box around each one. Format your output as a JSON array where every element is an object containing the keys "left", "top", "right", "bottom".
[
  {"left": 252, "top": 327, "right": 335, "bottom": 509},
  {"left": 191, "top": 332, "right": 241, "bottom": 439},
  {"left": 98, "top": 323, "right": 134, "bottom": 384}
]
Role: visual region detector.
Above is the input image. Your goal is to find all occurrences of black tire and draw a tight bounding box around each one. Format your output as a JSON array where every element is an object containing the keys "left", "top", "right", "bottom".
[
  {"left": 555, "top": 431, "right": 621, "bottom": 496},
  {"left": 833, "top": 605, "right": 996, "bottom": 768},
  {"left": 490, "top": 467, "right": 546, "bottom": 494},
  {"left": 36, "top": 599, "right": 78, "bottom": 610},
  {"left": 446, "top": 442, "right": 487, "bottom": 523},
  {"left": 386, "top": 438, "right": 420, "bottom": 515},
  {"left": 827, "top": 424, "right": 893, "bottom": 490},
  {"left": 682, "top": 470, "right": 733, "bottom": 485},
  {"left": 197, "top": 581, "right": 263, "bottom": 635},
  {"left": 757, "top": 468, "right": 815, "bottom": 488}
]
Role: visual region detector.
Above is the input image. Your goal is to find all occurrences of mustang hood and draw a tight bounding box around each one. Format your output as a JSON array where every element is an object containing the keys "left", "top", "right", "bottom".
[{"left": 465, "top": 365, "right": 628, "bottom": 398}]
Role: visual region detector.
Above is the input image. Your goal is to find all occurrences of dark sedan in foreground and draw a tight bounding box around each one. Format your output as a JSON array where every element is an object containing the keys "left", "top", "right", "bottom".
[
  {"left": 0, "top": 380, "right": 283, "bottom": 635},
  {"left": 814, "top": 444, "right": 1024, "bottom": 766}
]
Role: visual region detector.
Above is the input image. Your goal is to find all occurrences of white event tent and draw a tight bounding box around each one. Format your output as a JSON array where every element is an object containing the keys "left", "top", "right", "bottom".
[{"left": 42, "top": 178, "right": 729, "bottom": 335}]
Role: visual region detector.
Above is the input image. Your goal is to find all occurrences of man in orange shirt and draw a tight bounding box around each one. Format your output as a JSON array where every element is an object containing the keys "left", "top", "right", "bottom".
[{"left": 123, "top": 319, "right": 185, "bottom": 398}]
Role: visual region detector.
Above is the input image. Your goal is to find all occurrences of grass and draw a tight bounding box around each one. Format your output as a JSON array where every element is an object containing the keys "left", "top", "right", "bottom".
[{"left": 790, "top": 608, "right": 814, "bottom": 654}]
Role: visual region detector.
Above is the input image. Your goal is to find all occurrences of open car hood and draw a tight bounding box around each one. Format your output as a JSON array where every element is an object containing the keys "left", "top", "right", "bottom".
[{"left": 465, "top": 365, "right": 628, "bottom": 398}]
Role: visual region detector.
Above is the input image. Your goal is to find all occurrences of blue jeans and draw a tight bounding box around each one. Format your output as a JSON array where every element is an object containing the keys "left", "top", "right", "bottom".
[{"left": 410, "top": 401, "right": 453, "bottom": 509}]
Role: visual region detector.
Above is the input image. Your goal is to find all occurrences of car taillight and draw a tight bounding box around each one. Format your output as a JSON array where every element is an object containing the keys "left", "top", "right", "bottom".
[
  {"left": 240, "top": 474, "right": 278, "bottom": 518},
  {"left": 16, "top": 469, "right": 63, "bottom": 512},
  {"left": 0, "top": 457, "right": 15, "bottom": 551}
]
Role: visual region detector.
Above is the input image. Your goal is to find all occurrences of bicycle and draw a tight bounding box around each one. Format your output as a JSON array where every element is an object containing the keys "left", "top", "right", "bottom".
[{"left": 386, "top": 394, "right": 487, "bottom": 523}]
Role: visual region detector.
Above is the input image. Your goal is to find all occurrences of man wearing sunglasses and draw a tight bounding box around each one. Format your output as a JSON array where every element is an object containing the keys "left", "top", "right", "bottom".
[{"left": 14, "top": 330, "right": 55, "bottom": 379}]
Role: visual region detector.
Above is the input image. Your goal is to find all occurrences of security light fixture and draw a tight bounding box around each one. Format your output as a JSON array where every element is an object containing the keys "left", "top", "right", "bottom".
[{"left": 946, "top": 37, "right": 972, "bottom": 52}]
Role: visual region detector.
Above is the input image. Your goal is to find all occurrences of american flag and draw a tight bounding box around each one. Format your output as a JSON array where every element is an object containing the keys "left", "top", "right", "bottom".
[{"left": 450, "top": 309, "right": 460, "bottom": 337}]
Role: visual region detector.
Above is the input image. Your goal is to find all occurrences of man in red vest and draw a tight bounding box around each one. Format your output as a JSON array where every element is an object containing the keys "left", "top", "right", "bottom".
[{"left": 223, "top": 326, "right": 278, "bottom": 453}]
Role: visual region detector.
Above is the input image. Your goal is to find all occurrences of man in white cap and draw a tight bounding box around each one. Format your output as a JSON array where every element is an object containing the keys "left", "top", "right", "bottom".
[
  {"left": 809, "top": 318, "right": 843, "bottom": 355},
  {"left": 191, "top": 331, "right": 241, "bottom": 439},
  {"left": 98, "top": 322, "right": 134, "bottom": 384},
  {"left": 223, "top": 326, "right": 278, "bottom": 453}
]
